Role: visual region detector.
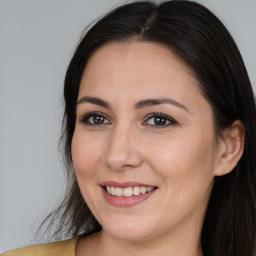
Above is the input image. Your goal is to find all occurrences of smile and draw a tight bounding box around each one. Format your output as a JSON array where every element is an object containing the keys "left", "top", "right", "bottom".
[
  {"left": 100, "top": 181, "right": 157, "bottom": 207},
  {"left": 105, "top": 186, "right": 154, "bottom": 197}
]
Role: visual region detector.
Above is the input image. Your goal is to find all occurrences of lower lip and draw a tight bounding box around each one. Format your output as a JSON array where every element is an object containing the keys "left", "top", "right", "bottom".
[{"left": 101, "top": 187, "right": 156, "bottom": 207}]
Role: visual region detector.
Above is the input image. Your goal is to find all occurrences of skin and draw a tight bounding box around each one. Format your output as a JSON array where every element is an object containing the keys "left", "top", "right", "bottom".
[{"left": 72, "top": 41, "right": 244, "bottom": 256}]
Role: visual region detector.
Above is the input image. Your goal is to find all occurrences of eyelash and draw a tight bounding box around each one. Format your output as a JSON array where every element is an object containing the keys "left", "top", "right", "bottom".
[
  {"left": 79, "top": 112, "right": 177, "bottom": 128},
  {"left": 143, "top": 113, "right": 177, "bottom": 128},
  {"left": 80, "top": 112, "right": 110, "bottom": 126}
]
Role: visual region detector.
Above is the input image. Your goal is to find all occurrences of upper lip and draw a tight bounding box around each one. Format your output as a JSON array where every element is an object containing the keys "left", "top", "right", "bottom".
[{"left": 100, "top": 181, "right": 157, "bottom": 188}]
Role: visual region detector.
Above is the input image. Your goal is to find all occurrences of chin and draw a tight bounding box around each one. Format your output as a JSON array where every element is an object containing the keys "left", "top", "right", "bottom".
[
  {"left": 102, "top": 218, "right": 157, "bottom": 242},
  {"left": 108, "top": 229, "right": 154, "bottom": 242}
]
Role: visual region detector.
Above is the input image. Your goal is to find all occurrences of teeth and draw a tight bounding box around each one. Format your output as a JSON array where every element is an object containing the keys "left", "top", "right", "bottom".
[
  {"left": 133, "top": 187, "right": 140, "bottom": 195},
  {"left": 124, "top": 187, "right": 133, "bottom": 197},
  {"left": 110, "top": 186, "right": 116, "bottom": 196},
  {"left": 115, "top": 187, "right": 123, "bottom": 196},
  {"left": 147, "top": 187, "right": 154, "bottom": 192},
  {"left": 140, "top": 187, "right": 147, "bottom": 194},
  {"left": 105, "top": 186, "right": 155, "bottom": 197}
]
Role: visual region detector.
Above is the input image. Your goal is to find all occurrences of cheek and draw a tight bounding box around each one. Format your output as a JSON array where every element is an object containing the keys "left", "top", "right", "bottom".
[
  {"left": 146, "top": 135, "right": 216, "bottom": 226},
  {"left": 71, "top": 131, "right": 102, "bottom": 180},
  {"left": 71, "top": 131, "right": 106, "bottom": 213},
  {"left": 144, "top": 130, "right": 216, "bottom": 193}
]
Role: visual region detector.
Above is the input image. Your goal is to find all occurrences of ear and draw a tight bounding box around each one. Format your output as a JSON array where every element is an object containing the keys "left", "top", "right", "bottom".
[{"left": 214, "top": 120, "right": 245, "bottom": 176}]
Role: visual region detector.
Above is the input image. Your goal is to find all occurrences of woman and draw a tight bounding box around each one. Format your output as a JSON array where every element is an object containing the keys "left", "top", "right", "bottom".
[{"left": 2, "top": 0, "right": 256, "bottom": 255}]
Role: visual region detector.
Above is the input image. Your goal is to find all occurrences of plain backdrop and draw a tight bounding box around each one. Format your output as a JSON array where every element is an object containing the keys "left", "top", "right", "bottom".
[{"left": 0, "top": 0, "right": 255, "bottom": 252}]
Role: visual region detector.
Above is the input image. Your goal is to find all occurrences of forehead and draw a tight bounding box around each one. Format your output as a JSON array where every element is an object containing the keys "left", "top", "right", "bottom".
[
  {"left": 84, "top": 41, "right": 196, "bottom": 81},
  {"left": 79, "top": 41, "right": 200, "bottom": 98}
]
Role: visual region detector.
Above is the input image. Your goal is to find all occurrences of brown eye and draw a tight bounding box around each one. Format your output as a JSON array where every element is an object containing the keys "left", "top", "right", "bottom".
[
  {"left": 93, "top": 115, "right": 105, "bottom": 124},
  {"left": 80, "top": 112, "right": 111, "bottom": 125},
  {"left": 154, "top": 117, "right": 167, "bottom": 125},
  {"left": 143, "top": 113, "right": 177, "bottom": 128}
]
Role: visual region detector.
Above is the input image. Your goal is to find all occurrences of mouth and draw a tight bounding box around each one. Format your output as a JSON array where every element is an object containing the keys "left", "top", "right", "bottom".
[
  {"left": 100, "top": 181, "right": 158, "bottom": 206},
  {"left": 104, "top": 186, "right": 156, "bottom": 197}
]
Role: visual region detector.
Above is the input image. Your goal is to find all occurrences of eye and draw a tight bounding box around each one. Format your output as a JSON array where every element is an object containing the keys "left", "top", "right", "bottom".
[
  {"left": 80, "top": 112, "right": 111, "bottom": 125},
  {"left": 143, "top": 113, "right": 177, "bottom": 127}
]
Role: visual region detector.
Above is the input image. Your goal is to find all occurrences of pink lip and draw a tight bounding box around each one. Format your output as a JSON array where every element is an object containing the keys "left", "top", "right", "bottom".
[{"left": 100, "top": 181, "right": 157, "bottom": 207}]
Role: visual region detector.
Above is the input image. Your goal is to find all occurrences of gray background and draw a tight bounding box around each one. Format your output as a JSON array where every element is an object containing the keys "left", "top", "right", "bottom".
[{"left": 0, "top": 0, "right": 255, "bottom": 252}]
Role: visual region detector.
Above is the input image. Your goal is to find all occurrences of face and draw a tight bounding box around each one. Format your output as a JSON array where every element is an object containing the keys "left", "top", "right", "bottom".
[{"left": 71, "top": 41, "right": 221, "bottom": 242}]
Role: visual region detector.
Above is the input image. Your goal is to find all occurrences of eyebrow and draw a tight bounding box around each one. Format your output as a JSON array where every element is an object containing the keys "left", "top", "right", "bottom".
[
  {"left": 135, "top": 98, "right": 189, "bottom": 112},
  {"left": 77, "top": 96, "right": 110, "bottom": 108},
  {"left": 77, "top": 96, "right": 189, "bottom": 112}
]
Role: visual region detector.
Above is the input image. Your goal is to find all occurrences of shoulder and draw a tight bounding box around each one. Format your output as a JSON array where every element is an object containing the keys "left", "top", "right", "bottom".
[{"left": 0, "top": 237, "right": 79, "bottom": 256}]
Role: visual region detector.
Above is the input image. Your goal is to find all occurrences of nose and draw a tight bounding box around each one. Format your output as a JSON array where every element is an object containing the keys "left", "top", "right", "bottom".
[{"left": 103, "top": 125, "right": 143, "bottom": 172}]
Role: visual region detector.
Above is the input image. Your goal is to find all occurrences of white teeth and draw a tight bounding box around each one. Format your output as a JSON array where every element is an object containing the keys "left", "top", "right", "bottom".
[
  {"left": 106, "top": 186, "right": 111, "bottom": 193},
  {"left": 110, "top": 186, "right": 116, "bottom": 196},
  {"left": 115, "top": 187, "right": 123, "bottom": 196},
  {"left": 147, "top": 187, "right": 154, "bottom": 192},
  {"left": 124, "top": 187, "right": 133, "bottom": 197},
  {"left": 133, "top": 187, "right": 141, "bottom": 195},
  {"left": 105, "top": 186, "right": 155, "bottom": 197},
  {"left": 140, "top": 187, "right": 147, "bottom": 194}
]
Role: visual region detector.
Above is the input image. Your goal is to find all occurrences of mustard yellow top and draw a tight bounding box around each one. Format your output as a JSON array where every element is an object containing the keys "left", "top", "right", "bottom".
[{"left": 0, "top": 237, "right": 79, "bottom": 256}]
